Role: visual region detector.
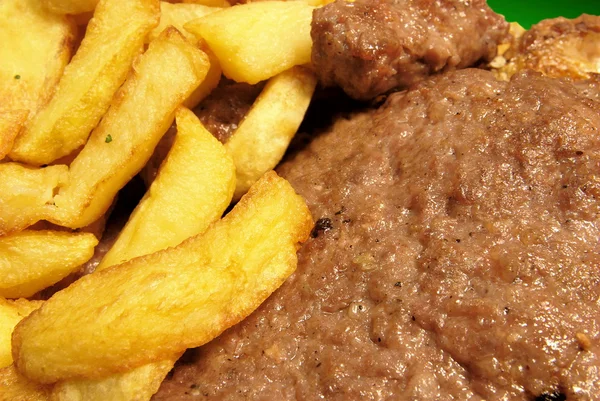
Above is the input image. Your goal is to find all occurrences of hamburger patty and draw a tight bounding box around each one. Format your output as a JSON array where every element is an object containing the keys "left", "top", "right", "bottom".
[
  {"left": 154, "top": 69, "right": 600, "bottom": 400},
  {"left": 311, "top": 0, "right": 509, "bottom": 100}
]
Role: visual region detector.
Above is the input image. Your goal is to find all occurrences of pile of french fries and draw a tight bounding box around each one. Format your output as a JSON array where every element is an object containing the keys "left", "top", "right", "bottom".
[{"left": 0, "top": 0, "right": 323, "bottom": 399}]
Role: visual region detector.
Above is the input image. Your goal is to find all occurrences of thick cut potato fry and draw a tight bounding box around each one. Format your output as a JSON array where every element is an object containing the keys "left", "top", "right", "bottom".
[
  {"left": 226, "top": 66, "right": 316, "bottom": 199},
  {"left": 0, "top": 364, "right": 50, "bottom": 401},
  {"left": 9, "top": 0, "right": 160, "bottom": 166},
  {"left": 0, "top": 0, "right": 75, "bottom": 137},
  {"left": 54, "top": 107, "right": 234, "bottom": 400},
  {"left": 185, "top": 1, "right": 315, "bottom": 84},
  {"left": 51, "top": 358, "right": 176, "bottom": 401},
  {"left": 183, "top": 42, "right": 222, "bottom": 109},
  {"left": 53, "top": 109, "right": 232, "bottom": 400},
  {"left": 13, "top": 172, "right": 313, "bottom": 383},
  {"left": 149, "top": 2, "right": 220, "bottom": 43},
  {"left": 0, "top": 231, "right": 98, "bottom": 299},
  {"left": 0, "top": 163, "right": 68, "bottom": 236},
  {"left": 182, "top": 0, "right": 230, "bottom": 7},
  {"left": 0, "top": 299, "right": 43, "bottom": 369},
  {"left": 42, "top": 0, "right": 99, "bottom": 15},
  {"left": 97, "top": 106, "right": 235, "bottom": 270},
  {"left": 0, "top": 111, "right": 27, "bottom": 160},
  {"left": 148, "top": 2, "right": 223, "bottom": 108},
  {"left": 47, "top": 27, "right": 210, "bottom": 229}
]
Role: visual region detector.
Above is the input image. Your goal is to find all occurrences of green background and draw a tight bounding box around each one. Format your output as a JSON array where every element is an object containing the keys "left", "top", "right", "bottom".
[{"left": 488, "top": 0, "right": 600, "bottom": 28}]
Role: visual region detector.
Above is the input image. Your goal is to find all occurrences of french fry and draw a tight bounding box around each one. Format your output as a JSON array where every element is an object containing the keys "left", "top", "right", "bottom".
[
  {"left": 47, "top": 27, "right": 210, "bottom": 229},
  {"left": 42, "top": 0, "right": 100, "bottom": 15},
  {"left": 0, "top": 364, "right": 51, "bottom": 401},
  {"left": 51, "top": 360, "right": 174, "bottom": 401},
  {"left": 0, "top": 298, "right": 47, "bottom": 399},
  {"left": 97, "top": 106, "right": 235, "bottom": 270},
  {"left": 183, "top": 42, "right": 222, "bottom": 109},
  {"left": 0, "top": 231, "right": 98, "bottom": 299},
  {"left": 0, "top": 111, "right": 27, "bottom": 160},
  {"left": 182, "top": 0, "right": 230, "bottom": 8},
  {"left": 148, "top": 2, "right": 223, "bottom": 108},
  {"left": 0, "top": 0, "right": 75, "bottom": 155},
  {"left": 149, "top": 2, "right": 221, "bottom": 43},
  {"left": 226, "top": 66, "right": 316, "bottom": 199},
  {"left": 0, "top": 299, "right": 43, "bottom": 369},
  {"left": 52, "top": 107, "right": 235, "bottom": 400},
  {"left": 13, "top": 172, "right": 313, "bottom": 383},
  {"left": 9, "top": 0, "right": 160, "bottom": 166},
  {"left": 185, "top": 1, "right": 315, "bottom": 84},
  {"left": 0, "top": 163, "right": 68, "bottom": 236}
]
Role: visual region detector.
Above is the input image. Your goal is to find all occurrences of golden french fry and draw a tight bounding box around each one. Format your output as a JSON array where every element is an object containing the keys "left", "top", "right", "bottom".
[
  {"left": 0, "top": 364, "right": 52, "bottom": 401},
  {"left": 183, "top": 42, "right": 222, "bottom": 109},
  {"left": 0, "top": 111, "right": 28, "bottom": 160},
  {"left": 185, "top": 1, "right": 314, "bottom": 84},
  {"left": 0, "top": 298, "right": 43, "bottom": 369},
  {"left": 53, "top": 107, "right": 234, "bottom": 400},
  {"left": 148, "top": 2, "right": 223, "bottom": 108},
  {"left": 10, "top": 0, "right": 160, "bottom": 166},
  {"left": 13, "top": 172, "right": 313, "bottom": 383},
  {"left": 97, "top": 106, "right": 235, "bottom": 270},
  {"left": 182, "top": 0, "right": 230, "bottom": 7},
  {"left": 51, "top": 359, "right": 176, "bottom": 401},
  {"left": 226, "top": 66, "right": 316, "bottom": 199},
  {"left": 0, "top": 231, "right": 98, "bottom": 299},
  {"left": 42, "top": 0, "right": 99, "bottom": 15},
  {"left": 0, "top": 0, "right": 75, "bottom": 141},
  {"left": 0, "top": 364, "right": 50, "bottom": 401},
  {"left": 149, "top": 2, "right": 220, "bottom": 43},
  {"left": 0, "top": 163, "right": 68, "bottom": 236},
  {"left": 47, "top": 27, "right": 210, "bottom": 229}
]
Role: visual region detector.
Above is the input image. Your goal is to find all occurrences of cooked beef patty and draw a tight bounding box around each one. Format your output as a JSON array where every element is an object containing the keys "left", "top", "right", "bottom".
[
  {"left": 311, "top": 0, "right": 509, "bottom": 100},
  {"left": 154, "top": 69, "right": 600, "bottom": 400}
]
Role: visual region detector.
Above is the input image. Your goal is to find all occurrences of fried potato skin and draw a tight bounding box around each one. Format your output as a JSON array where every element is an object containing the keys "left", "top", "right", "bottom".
[
  {"left": 182, "top": 0, "right": 230, "bottom": 7},
  {"left": 42, "top": 0, "right": 100, "bottom": 15},
  {"left": 183, "top": 42, "right": 222, "bottom": 109},
  {"left": 51, "top": 358, "right": 176, "bottom": 401},
  {"left": 9, "top": 0, "right": 160, "bottom": 166},
  {"left": 185, "top": 1, "right": 315, "bottom": 84},
  {"left": 13, "top": 172, "right": 312, "bottom": 383},
  {"left": 97, "top": 106, "right": 235, "bottom": 270},
  {"left": 0, "top": 0, "right": 75, "bottom": 149},
  {"left": 48, "top": 27, "right": 210, "bottom": 229},
  {"left": 0, "top": 231, "right": 98, "bottom": 299},
  {"left": 0, "top": 111, "right": 28, "bottom": 160},
  {"left": 148, "top": 2, "right": 223, "bottom": 108},
  {"left": 0, "top": 364, "right": 51, "bottom": 401},
  {"left": 0, "top": 163, "right": 68, "bottom": 236},
  {"left": 226, "top": 66, "right": 317, "bottom": 199},
  {"left": 149, "top": 2, "right": 220, "bottom": 43},
  {"left": 0, "top": 299, "right": 43, "bottom": 369}
]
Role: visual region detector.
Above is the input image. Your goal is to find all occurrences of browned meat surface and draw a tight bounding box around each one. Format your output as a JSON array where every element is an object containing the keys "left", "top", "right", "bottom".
[
  {"left": 154, "top": 69, "right": 600, "bottom": 400},
  {"left": 311, "top": 0, "right": 508, "bottom": 100},
  {"left": 193, "top": 79, "right": 265, "bottom": 144},
  {"left": 495, "top": 14, "right": 600, "bottom": 81}
]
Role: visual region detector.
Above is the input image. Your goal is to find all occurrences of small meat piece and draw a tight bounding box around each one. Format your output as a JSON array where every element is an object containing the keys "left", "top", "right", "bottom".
[
  {"left": 311, "top": 0, "right": 508, "bottom": 100},
  {"left": 154, "top": 69, "right": 600, "bottom": 400},
  {"left": 495, "top": 14, "right": 600, "bottom": 81},
  {"left": 193, "top": 78, "right": 265, "bottom": 144}
]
